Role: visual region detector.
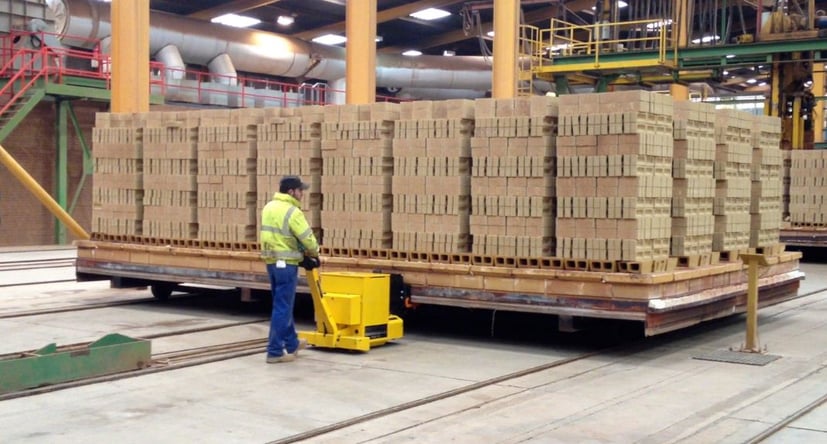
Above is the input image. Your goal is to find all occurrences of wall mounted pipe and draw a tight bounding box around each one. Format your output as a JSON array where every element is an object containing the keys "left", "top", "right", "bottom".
[
  {"left": 51, "top": 0, "right": 495, "bottom": 91},
  {"left": 207, "top": 53, "right": 237, "bottom": 86}
]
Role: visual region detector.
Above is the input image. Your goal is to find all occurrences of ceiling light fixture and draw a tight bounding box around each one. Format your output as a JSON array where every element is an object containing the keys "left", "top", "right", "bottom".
[
  {"left": 211, "top": 13, "right": 261, "bottom": 28},
  {"left": 487, "top": 31, "right": 495, "bottom": 37},
  {"left": 726, "top": 54, "right": 735, "bottom": 59},
  {"left": 402, "top": 50, "right": 423, "bottom": 57},
  {"left": 746, "top": 78, "right": 757, "bottom": 84},
  {"left": 443, "top": 50, "right": 455, "bottom": 56},
  {"left": 276, "top": 15, "right": 294, "bottom": 26},
  {"left": 312, "top": 34, "right": 347, "bottom": 45},
  {"left": 410, "top": 8, "right": 451, "bottom": 21},
  {"left": 375, "top": 36, "right": 384, "bottom": 43}
]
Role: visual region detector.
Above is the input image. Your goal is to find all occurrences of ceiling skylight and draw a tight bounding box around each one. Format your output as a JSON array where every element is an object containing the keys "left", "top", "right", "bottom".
[
  {"left": 312, "top": 34, "right": 347, "bottom": 45},
  {"left": 211, "top": 13, "right": 261, "bottom": 28},
  {"left": 410, "top": 8, "right": 451, "bottom": 21}
]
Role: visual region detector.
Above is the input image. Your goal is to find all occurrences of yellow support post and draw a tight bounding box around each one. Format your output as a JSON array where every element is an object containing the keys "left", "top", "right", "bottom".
[
  {"left": 492, "top": 0, "right": 518, "bottom": 99},
  {"left": 793, "top": 96, "right": 803, "bottom": 149},
  {"left": 813, "top": 63, "right": 825, "bottom": 144},
  {"left": 111, "top": 0, "right": 150, "bottom": 113},
  {"left": 674, "top": 0, "right": 689, "bottom": 48},
  {"left": 768, "top": 60, "right": 780, "bottom": 117},
  {"left": 0, "top": 143, "right": 89, "bottom": 240},
  {"left": 670, "top": 83, "right": 689, "bottom": 101},
  {"left": 739, "top": 254, "right": 768, "bottom": 353},
  {"left": 345, "top": 0, "right": 377, "bottom": 105}
]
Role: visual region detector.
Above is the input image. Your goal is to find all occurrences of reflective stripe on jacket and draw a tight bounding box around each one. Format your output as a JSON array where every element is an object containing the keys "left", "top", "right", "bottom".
[{"left": 260, "top": 192, "right": 319, "bottom": 265}]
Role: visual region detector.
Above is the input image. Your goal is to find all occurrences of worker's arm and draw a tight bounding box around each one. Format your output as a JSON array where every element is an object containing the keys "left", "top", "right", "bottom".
[{"left": 289, "top": 208, "right": 320, "bottom": 257}]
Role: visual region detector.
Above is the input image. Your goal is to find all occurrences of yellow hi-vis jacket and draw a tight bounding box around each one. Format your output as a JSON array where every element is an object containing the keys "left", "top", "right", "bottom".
[{"left": 260, "top": 192, "right": 319, "bottom": 265}]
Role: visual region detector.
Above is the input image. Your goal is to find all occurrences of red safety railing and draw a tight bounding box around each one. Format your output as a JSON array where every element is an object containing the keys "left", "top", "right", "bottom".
[{"left": 1, "top": 30, "right": 406, "bottom": 111}]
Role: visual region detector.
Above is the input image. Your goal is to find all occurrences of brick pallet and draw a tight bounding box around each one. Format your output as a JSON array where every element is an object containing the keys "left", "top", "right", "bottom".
[
  {"left": 789, "top": 150, "right": 827, "bottom": 227},
  {"left": 256, "top": 106, "right": 323, "bottom": 238},
  {"left": 392, "top": 100, "right": 473, "bottom": 253},
  {"left": 750, "top": 115, "right": 783, "bottom": 248},
  {"left": 712, "top": 109, "right": 753, "bottom": 252},
  {"left": 320, "top": 103, "right": 398, "bottom": 249},
  {"left": 557, "top": 91, "right": 673, "bottom": 269},
  {"left": 91, "top": 114, "right": 144, "bottom": 236},
  {"left": 671, "top": 101, "right": 716, "bottom": 262},
  {"left": 142, "top": 114, "right": 198, "bottom": 239},
  {"left": 470, "top": 96, "right": 558, "bottom": 257}
]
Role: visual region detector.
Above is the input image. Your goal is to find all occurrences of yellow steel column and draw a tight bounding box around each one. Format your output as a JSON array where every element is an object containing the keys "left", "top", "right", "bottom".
[
  {"left": 670, "top": 84, "right": 689, "bottom": 101},
  {"left": 768, "top": 61, "right": 780, "bottom": 117},
  {"left": 492, "top": 0, "right": 518, "bottom": 99},
  {"left": 0, "top": 143, "right": 90, "bottom": 240},
  {"left": 345, "top": 0, "right": 377, "bottom": 105},
  {"left": 813, "top": 63, "right": 825, "bottom": 144},
  {"left": 674, "top": 0, "right": 689, "bottom": 48},
  {"left": 739, "top": 254, "right": 768, "bottom": 353},
  {"left": 111, "top": 0, "right": 150, "bottom": 113},
  {"left": 793, "top": 97, "right": 803, "bottom": 149}
]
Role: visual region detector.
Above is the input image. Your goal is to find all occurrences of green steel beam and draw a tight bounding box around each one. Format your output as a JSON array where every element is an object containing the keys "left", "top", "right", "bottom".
[
  {"left": 56, "top": 100, "right": 68, "bottom": 244},
  {"left": 68, "top": 102, "right": 92, "bottom": 216},
  {"left": 0, "top": 334, "right": 151, "bottom": 394},
  {"left": 0, "top": 89, "right": 46, "bottom": 144},
  {"left": 44, "top": 81, "right": 164, "bottom": 105}
]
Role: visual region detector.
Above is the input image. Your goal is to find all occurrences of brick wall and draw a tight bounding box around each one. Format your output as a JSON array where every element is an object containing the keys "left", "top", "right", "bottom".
[{"left": 0, "top": 102, "right": 105, "bottom": 246}]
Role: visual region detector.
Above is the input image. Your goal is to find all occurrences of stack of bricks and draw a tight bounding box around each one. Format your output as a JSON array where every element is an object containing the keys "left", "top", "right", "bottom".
[
  {"left": 470, "top": 97, "right": 558, "bottom": 258},
  {"left": 557, "top": 91, "right": 673, "bottom": 268},
  {"left": 196, "top": 109, "right": 261, "bottom": 243},
  {"left": 320, "top": 103, "right": 398, "bottom": 249},
  {"left": 789, "top": 150, "right": 827, "bottom": 226},
  {"left": 141, "top": 112, "right": 199, "bottom": 239},
  {"left": 392, "top": 100, "right": 473, "bottom": 253},
  {"left": 712, "top": 110, "right": 753, "bottom": 252},
  {"left": 671, "top": 101, "right": 716, "bottom": 260},
  {"left": 750, "top": 115, "right": 783, "bottom": 247},
  {"left": 256, "top": 106, "right": 324, "bottom": 239},
  {"left": 91, "top": 113, "right": 144, "bottom": 236}
]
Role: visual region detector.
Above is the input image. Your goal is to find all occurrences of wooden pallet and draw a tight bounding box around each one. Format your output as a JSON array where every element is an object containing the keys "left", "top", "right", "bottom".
[
  {"left": 755, "top": 243, "right": 785, "bottom": 256},
  {"left": 673, "top": 252, "right": 716, "bottom": 268}
]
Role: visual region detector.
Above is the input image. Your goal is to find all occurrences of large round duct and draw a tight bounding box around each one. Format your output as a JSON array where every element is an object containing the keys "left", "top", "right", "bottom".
[{"left": 51, "top": 0, "right": 494, "bottom": 91}]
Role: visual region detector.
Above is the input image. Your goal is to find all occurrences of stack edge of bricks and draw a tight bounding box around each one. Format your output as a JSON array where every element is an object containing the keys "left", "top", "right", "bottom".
[
  {"left": 750, "top": 115, "right": 783, "bottom": 247},
  {"left": 789, "top": 150, "right": 827, "bottom": 226},
  {"left": 713, "top": 110, "right": 753, "bottom": 252},
  {"left": 671, "top": 101, "right": 715, "bottom": 257},
  {"left": 256, "top": 106, "right": 323, "bottom": 239},
  {"left": 142, "top": 111, "right": 198, "bottom": 239},
  {"left": 91, "top": 113, "right": 143, "bottom": 236},
  {"left": 557, "top": 91, "right": 673, "bottom": 263},
  {"left": 320, "top": 103, "right": 398, "bottom": 249},
  {"left": 392, "top": 100, "right": 473, "bottom": 253},
  {"left": 196, "top": 109, "right": 262, "bottom": 243},
  {"left": 470, "top": 96, "right": 558, "bottom": 257}
]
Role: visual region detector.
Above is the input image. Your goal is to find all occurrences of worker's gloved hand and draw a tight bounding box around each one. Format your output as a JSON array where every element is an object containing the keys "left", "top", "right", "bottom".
[{"left": 299, "top": 256, "right": 320, "bottom": 271}]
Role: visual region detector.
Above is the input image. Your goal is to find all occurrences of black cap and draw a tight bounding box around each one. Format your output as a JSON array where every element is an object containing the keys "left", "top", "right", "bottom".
[{"left": 279, "top": 175, "right": 310, "bottom": 193}]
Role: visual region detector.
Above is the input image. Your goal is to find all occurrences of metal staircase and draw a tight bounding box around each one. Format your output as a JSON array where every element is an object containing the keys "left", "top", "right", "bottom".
[{"left": 0, "top": 43, "right": 49, "bottom": 143}]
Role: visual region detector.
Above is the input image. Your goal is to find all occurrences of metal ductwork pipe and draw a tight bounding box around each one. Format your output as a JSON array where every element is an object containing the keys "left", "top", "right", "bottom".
[
  {"left": 395, "top": 88, "right": 488, "bottom": 100},
  {"left": 207, "top": 53, "right": 237, "bottom": 86},
  {"left": 154, "top": 44, "right": 184, "bottom": 80},
  {"left": 51, "top": 0, "right": 494, "bottom": 91}
]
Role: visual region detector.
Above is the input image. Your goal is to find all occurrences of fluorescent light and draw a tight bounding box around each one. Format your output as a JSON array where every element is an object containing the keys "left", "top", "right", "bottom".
[
  {"left": 619, "top": 1, "right": 628, "bottom": 7},
  {"left": 211, "top": 13, "right": 261, "bottom": 28},
  {"left": 443, "top": 50, "right": 455, "bottom": 56},
  {"left": 646, "top": 19, "right": 672, "bottom": 30},
  {"left": 691, "top": 35, "right": 720, "bottom": 44},
  {"left": 487, "top": 31, "right": 495, "bottom": 37},
  {"left": 746, "top": 78, "right": 757, "bottom": 84},
  {"left": 312, "top": 34, "right": 347, "bottom": 45},
  {"left": 410, "top": 8, "right": 450, "bottom": 21},
  {"left": 759, "top": 82, "right": 767, "bottom": 86},
  {"left": 723, "top": 70, "right": 729, "bottom": 75},
  {"left": 726, "top": 54, "right": 735, "bottom": 59},
  {"left": 375, "top": 36, "right": 384, "bottom": 43},
  {"left": 402, "top": 49, "right": 422, "bottom": 57},
  {"left": 277, "top": 15, "right": 294, "bottom": 26}
]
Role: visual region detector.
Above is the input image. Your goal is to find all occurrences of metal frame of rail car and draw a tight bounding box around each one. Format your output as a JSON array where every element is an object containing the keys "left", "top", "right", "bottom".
[
  {"left": 780, "top": 229, "right": 827, "bottom": 248},
  {"left": 74, "top": 241, "right": 804, "bottom": 336}
]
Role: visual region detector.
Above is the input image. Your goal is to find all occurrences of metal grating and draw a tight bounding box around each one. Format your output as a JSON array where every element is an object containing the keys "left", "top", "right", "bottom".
[{"left": 692, "top": 349, "right": 782, "bottom": 366}]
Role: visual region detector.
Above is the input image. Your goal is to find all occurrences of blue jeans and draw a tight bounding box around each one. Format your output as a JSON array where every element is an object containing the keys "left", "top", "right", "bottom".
[{"left": 266, "top": 263, "right": 300, "bottom": 357}]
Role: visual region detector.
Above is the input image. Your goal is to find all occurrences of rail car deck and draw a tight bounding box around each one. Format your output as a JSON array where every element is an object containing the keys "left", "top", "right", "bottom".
[
  {"left": 780, "top": 228, "right": 827, "bottom": 248},
  {"left": 75, "top": 240, "right": 803, "bottom": 336}
]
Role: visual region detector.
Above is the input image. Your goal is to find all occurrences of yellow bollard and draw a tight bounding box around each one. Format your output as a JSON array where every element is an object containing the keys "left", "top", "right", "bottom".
[{"left": 739, "top": 253, "right": 769, "bottom": 353}]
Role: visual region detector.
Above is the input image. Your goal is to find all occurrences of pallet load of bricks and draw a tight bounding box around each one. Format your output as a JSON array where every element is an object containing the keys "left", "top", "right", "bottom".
[
  {"left": 393, "top": 100, "right": 474, "bottom": 258},
  {"left": 750, "top": 115, "right": 783, "bottom": 252},
  {"left": 789, "top": 150, "right": 827, "bottom": 227},
  {"left": 557, "top": 91, "right": 675, "bottom": 273},
  {"left": 671, "top": 101, "right": 716, "bottom": 267},
  {"left": 470, "top": 96, "right": 557, "bottom": 262},
  {"left": 89, "top": 92, "right": 789, "bottom": 274}
]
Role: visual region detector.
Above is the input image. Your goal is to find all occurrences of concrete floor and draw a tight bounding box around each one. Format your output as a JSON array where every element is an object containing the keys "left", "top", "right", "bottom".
[{"left": 0, "top": 254, "right": 825, "bottom": 443}]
